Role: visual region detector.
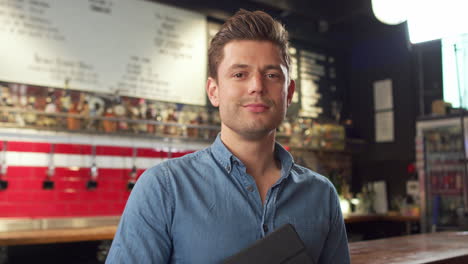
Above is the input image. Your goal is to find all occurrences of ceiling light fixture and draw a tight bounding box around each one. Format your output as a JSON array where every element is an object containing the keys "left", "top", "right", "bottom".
[{"left": 371, "top": 0, "right": 407, "bottom": 25}]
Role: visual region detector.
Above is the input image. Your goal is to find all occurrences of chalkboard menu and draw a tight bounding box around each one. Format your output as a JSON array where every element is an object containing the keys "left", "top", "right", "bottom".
[
  {"left": 289, "top": 46, "right": 299, "bottom": 104},
  {"left": 299, "top": 50, "right": 325, "bottom": 118},
  {"left": 0, "top": 0, "right": 207, "bottom": 105},
  {"left": 296, "top": 48, "right": 338, "bottom": 120}
]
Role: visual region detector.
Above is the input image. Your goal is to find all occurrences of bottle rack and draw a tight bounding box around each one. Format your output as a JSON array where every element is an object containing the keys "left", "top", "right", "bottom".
[{"left": 0, "top": 106, "right": 220, "bottom": 142}]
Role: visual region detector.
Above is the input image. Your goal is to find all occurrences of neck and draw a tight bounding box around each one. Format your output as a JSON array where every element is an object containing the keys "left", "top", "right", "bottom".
[{"left": 220, "top": 125, "right": 279, "bottom": 177}]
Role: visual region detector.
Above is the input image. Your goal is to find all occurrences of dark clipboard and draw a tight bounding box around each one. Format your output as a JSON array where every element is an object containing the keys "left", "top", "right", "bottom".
[{"left": 223, "top": 223, "right": 314, "bottom": 264}]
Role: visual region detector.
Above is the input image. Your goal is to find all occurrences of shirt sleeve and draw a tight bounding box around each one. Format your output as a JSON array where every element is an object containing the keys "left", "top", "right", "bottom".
[
  {"left": 317, "top": 184, "right": 351, "bottom": 264},
  {"left": 106, "top": 165, "right": 174, "bottom": 263}
]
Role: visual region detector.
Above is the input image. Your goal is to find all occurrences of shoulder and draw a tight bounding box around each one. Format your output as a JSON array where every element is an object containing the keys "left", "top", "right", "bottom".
[
  {"left": 289, "top": 164, "right": 343, "bottom": 218},
  {"left": 291, "top": 164, "right": 334, "bottom": 186},
  {"left": 154, "top": 147, "right": 213, "bottom": 178},
  {"left": 138, "top": 147, "right": 212, "bottom": 184},
  {"left": 289, "top": 164, "right": 337, "bottom": 194},
  {"left": 164, "top": 147, "right": 211, "bottom": 168}
]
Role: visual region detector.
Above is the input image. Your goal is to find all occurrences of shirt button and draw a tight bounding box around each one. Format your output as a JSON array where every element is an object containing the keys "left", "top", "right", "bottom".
[
  {"left": 226, "top": 165, "right": 231, "bottom": 172},
  {"left": 246, "top": 185, "right": 254, "bottom": 192},
  {"left": 262, "top": 224, "right": 269, "bottom": 233}
]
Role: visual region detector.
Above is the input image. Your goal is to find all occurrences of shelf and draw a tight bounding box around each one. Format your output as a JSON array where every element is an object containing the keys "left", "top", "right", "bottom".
[
  {"left": 277, "top": 132, "right": 349, "bottom": 153},
  {"left": 0, "top": 106, "right": 220, "bottom": 142}
]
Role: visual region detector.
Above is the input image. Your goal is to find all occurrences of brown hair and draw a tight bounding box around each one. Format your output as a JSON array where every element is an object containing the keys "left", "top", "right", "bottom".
[{"left": 208, "top": 9, "right": 291, "bottom": 79}]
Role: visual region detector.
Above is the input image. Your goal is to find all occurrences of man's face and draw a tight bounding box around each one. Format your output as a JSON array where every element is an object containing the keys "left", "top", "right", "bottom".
[{"left": 207, "top": 40, "right": 295, "bottom": 140}]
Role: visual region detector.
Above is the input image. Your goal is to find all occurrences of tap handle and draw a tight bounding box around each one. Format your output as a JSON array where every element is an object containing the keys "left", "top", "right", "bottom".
[
  {"left": 47, "top": 165, "right": 55, "bottom": 178},
  {"left": 130, "top": 165, "right": 137, "bottom": 179},
  {"left": 0, "top": 141, "right": 7, "bottom": 176},
  {"left": 91, "top": 163, "right": 98, "bottom": 180}
]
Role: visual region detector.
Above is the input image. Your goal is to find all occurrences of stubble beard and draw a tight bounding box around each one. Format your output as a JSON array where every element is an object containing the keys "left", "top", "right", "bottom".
[{"left": 220, "top": 101, "right": 286, "bottom": 141}]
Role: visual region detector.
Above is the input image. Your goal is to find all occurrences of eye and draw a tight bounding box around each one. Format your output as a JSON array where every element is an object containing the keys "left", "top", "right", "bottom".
[
  {"left": 266, "top": 73, "right": 280, "bottom": 79},
  {"left": 232, "top": 72, "right": 247, "bottom": 80}
]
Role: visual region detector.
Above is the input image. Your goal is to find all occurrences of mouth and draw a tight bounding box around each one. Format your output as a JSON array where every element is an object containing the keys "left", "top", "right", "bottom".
[{"left": 243, "top": 103, "right": 270, "bottom": 113}]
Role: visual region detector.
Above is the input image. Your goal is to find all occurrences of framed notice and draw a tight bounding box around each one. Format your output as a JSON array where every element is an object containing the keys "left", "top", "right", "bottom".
[
  {"left": 375, "top": 111, "right": 394, "bottom": 142},
  {"left": 373, "top": 79, "right": 394, "bottom": 142},
  {"left": 0, "top": 0, "right": 207, "bottom": 105},
  {"left": 373, "top": 79, "right": 393, "bottom": 111}
]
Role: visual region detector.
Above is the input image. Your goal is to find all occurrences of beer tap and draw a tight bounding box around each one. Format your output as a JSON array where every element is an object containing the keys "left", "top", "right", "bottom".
[
  {"left": 0, "top": 141, "right": 8, "bottom": 190},
  {"left": 87, "top": 145, "right": 98, "bottom": 189},
  {"left": 127, "top": 147, "right": 138, "bottom": 191},
  {"left": 43, "top": 143, "right": 55, "bottom": 189}
]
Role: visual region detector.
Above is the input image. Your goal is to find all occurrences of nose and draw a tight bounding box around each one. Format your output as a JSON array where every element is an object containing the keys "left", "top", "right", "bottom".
[{"left": 247, "top": 73, "right": 265, "bottom": 95}]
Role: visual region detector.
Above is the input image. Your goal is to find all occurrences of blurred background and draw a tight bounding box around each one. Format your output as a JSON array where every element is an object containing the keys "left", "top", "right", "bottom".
[{"left": 0, "top": 0, "right": 467, "bottom": 263}]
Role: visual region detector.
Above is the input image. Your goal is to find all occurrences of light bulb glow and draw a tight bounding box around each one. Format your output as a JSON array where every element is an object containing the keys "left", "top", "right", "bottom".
[
  {"left": 340, "top": 199, "right": 351, "bottom": 215},
  {"left": 408, "top": 0, "right": 468, "bottom": 44},
  {"left": 371, "top": 0, "right": 407, "bottom": 25}
]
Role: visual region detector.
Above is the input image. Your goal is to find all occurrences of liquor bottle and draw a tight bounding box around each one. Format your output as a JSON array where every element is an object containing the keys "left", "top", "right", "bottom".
[
  {"left": 67, "top": 102, "right": 82, "bottom": 131},
  {"left": 103, "top": 107, "right": 117, "bottom": 133},
  {"left": 129, "top": 106, "right": 140, "bottom": 133},
  {"left": 24, "top": 96, "right": 37, "bottom": 125},
  {"left": 114, "top": 103, "right": 127, "bottom": 132},
  {"left": 86, "top": 97, "right": 105, "bottom": 131},
  {"left": 164, "top": 106, "right": 177, "bottom": 136},
  {"left": 177, "top": 105, "right": 189, "bottom": 137},
  {"left": 154, "top": 105, "right": 164, "bottom": 135},
  {"left": 187, "top": 106, "right": 198, "bottom": 138},
  {"left": 146, "top": 103, "right": 156, "bottom": 134},
  {"left": 137, "top": 99, "right": 148, "bottom": 134},
  {"left": 43, "top": 91, "right": 58, "bottom": 128}
]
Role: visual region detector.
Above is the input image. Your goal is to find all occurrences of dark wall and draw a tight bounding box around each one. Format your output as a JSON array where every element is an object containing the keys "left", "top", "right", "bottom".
[{"left": 331, "top": 9, "right": 443, "bottom": 201}]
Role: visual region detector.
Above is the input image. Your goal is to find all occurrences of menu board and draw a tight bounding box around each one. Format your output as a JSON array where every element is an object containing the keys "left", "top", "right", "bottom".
[
  {"left": 289, "top": 46, "right": 299, "bottom": 103},
  {"left": 299, "top": 50, "right": 326, "bottom": 118},
  {"left": 0, "top": 0, "right": 207, "bottom": 105}
]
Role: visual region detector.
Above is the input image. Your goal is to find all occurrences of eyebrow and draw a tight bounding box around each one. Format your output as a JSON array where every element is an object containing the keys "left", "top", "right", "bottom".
[
  {"left": 263, "top": 65, "right": 283, "bottom": 71},
  {"left": 228, "top": 64, "right": 249, "bottom": 71},
  {"left": 227, "top": 64, "right": 283, "bottom": 71}
]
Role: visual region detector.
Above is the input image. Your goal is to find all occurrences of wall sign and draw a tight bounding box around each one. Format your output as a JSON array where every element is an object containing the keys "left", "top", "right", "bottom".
[
  {"left": 374, "top": 79, "right": 394, "bottom": 142},
  {"left": 0, "top": 0, "right": 207, "bottom": 105},
  {"left": 298, "top": 50, "right": 326, "bottom": 118}
]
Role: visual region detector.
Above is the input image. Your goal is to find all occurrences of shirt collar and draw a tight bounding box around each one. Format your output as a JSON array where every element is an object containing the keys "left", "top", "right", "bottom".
[
  {"left": 210, "top": 134, "right": 235, "bottom": 173},
  {"left": 274, "top": 141, "right": 295, "bottom": 180},
  {"left": 210, "top": 134, "right": 295, "bottom": 177}
]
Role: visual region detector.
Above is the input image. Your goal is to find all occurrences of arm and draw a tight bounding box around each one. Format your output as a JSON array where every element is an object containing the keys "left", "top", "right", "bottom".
[
  {"left": 106, "top": 165, "right": 174, "bottom": 263},
  {"left": 317, "top": 185, "right": 351, "bottom": 264}
]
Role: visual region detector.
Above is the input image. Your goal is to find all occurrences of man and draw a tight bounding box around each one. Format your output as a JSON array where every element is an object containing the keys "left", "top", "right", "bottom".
[{"left": 107, "top": 9, "right": 350, "bottom": 264}]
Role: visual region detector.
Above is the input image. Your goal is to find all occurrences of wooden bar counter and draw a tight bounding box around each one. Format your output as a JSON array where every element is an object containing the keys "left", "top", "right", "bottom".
[
  {"left": 0, "top": 226, "right": 116, "bottom": 246},
  {"left": 344, "top": 214, "right": 419, "bottom": 224},
  {"left": 350, "top": 231, "right": 468, "bottom": 264},
  {"left": 1, "top": 218, "right": 467, "bottom": 264},
  {"left": 0, "top": 214, "right": 416, "bottom": 246},
  {"left": 0, "top": 217, "right": 119, "bottom": 246}
]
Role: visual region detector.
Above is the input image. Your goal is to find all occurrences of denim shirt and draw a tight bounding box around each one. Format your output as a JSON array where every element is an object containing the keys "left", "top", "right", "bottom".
[{"left": 106, "top": 135, "right": 350, "bottom": 264}]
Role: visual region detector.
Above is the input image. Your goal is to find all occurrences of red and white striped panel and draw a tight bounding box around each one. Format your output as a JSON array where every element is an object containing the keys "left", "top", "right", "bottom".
[
  {"left": 0, "top": 128, "right": 208, "bottom": 171},
  {"left": 0, "top": 128, "right": 209, "bottom": 218},
  {"left": 4, "top": 141, "right": 170, "bottom": 170}
]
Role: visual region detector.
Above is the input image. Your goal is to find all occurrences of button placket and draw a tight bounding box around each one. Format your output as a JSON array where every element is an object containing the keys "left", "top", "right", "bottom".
[{"left": 261, "top": 186, "right": 278, "bottom": 236}]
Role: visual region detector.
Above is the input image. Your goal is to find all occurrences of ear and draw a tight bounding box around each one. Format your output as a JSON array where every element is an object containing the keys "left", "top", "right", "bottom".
[
  {"left": 206, "top": 77, "right": 220, "bottom": 107},
  {"left": 286, "top": 79, "right": 295, "bottom": 107}
]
